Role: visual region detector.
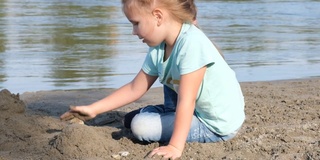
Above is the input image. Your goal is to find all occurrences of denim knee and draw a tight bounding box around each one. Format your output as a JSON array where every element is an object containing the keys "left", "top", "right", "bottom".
[{"left": 130, "top": 112, "right": 162, "bottom": 142}]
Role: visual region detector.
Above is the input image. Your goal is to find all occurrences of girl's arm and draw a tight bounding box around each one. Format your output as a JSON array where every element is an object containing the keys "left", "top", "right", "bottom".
[
  {"left": 88, "top": 69, "right": 157, "bottom": 115},
  {"left": 170, "top": 66, "right": 207, "bottom": 151},
  {"left": 60, "top": 70, "right": 158, "bottom": 120},
  {"left": 149, "top": 66, "right": 207, "bottom": 159}
]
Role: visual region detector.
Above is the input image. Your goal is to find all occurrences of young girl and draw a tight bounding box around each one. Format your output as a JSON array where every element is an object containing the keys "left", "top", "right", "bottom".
[{"left": 61, "top": 0, "right": 245, "bottom": 159}]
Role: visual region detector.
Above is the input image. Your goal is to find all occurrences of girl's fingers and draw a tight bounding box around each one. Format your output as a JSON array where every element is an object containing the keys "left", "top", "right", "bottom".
[
  {"left": 147, "top": 146, "right": 181, "bottom": 160},
  {"left": 148, "top": 147, "right": 171, "bottom": 159},
  {"left": 148, "top": 148, "right": 160, "bottom": 158},
  {"left": 60, "top": 105, "right": 89, "bottom": 121},
  {"left": 60, "top": 112, "right": 74, "bottom": 121},
  {"left": 73, "top": 112, "right": 91, "bottom": 121}
]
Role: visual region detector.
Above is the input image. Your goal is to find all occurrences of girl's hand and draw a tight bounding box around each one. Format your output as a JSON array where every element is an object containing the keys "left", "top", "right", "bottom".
[
  {"left": 60, "top": 105, "right": 96, "bottom": 121},
  {"left": 148, "top": 144, "right": 182, "bottom": 160}
]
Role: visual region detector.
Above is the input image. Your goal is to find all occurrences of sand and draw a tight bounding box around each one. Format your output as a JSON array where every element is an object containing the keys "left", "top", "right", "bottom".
[{"left": 0, "top": 78, "right": 319, "bottom": 160}]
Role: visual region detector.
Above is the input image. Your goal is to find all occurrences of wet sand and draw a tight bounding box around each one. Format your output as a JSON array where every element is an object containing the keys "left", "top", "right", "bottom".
[{"left": 0, "top": 78, "right": 319, "bottom": 159}]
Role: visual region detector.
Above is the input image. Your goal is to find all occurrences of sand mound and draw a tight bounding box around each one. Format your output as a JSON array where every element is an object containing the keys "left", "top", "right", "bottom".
[
  {"left": 0, "top": 89, "right": 25, "bottom": 114},
  {"left": 52, "top": 125, "right": 113, "bottom": 159},
  {"left": 0, "top": 89, "right": 149, "bottom": 159}
]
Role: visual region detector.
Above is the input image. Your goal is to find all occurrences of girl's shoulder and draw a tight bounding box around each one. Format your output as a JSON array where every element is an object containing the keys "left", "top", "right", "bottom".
[
  {"left": 177, "top": 23, "right": 212, "bottom": 50},
  {"left": 179, "top": 23, "right": 209, "bottom": 43}
]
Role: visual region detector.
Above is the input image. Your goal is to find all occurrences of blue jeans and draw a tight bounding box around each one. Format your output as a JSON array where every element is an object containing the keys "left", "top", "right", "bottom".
[{"left": 128, "top": 85, "right": 238, "bottom": 143}]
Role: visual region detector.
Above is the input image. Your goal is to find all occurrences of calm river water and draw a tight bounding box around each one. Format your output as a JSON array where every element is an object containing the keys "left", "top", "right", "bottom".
[{"left": 0, "top": 0, "right": 319, "bottom": 93}]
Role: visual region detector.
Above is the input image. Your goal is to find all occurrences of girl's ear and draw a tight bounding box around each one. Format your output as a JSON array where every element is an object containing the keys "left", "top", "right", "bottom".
[{"left": 152, "top": 8, "right": 163, "bottom": 26}]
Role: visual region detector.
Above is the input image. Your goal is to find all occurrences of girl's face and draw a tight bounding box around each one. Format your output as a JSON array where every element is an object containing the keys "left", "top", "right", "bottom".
[{"left": 124, "top": 5, "right": 164, "bottom": 47}]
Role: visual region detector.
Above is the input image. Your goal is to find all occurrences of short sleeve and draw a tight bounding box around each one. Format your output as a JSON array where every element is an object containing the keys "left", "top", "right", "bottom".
[{"left": 142, "top": 48, "right": 159, "bottom": 76}]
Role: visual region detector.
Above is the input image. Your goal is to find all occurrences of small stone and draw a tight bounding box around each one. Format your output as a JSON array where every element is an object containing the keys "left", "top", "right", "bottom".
[
  {"left": 111, "top": 154, "right": 121, "bottom": 159},
  {"left": 119, "top": 151, "right": 129, "bottom": 157}
]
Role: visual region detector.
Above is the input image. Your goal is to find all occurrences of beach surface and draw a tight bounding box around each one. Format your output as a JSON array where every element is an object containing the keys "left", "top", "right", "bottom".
[{"left": 0, "top": 79, "right": 319, "bottom": 159}]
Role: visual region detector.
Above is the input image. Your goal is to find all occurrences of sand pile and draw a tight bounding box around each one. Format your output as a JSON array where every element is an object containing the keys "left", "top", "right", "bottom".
[
  {"left": 0, "top": 89, "right": 25, "bottom": 114},
  {"left": 0, "top": 89, "right": 137, "bottom": 159}
]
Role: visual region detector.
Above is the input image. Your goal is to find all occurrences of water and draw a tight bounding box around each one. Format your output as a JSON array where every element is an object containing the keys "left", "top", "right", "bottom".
[{"left": 0, "top": 0, "right": 319, "bottom": 94}]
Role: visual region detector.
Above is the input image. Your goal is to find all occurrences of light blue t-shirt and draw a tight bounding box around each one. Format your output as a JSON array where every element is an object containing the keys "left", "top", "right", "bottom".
[{"left": 142, "top": 23, "right": 245, "bottom": 135}]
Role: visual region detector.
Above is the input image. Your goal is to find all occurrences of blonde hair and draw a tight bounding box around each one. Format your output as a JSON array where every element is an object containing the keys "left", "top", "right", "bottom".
[{"left": 122, "top": 0, "right": 196, "bottom": 24}]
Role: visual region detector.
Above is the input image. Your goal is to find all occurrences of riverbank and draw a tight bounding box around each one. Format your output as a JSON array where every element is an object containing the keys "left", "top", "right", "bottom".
[{"left": 0, "top": 78, "right": 319, "bottom": 159}]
